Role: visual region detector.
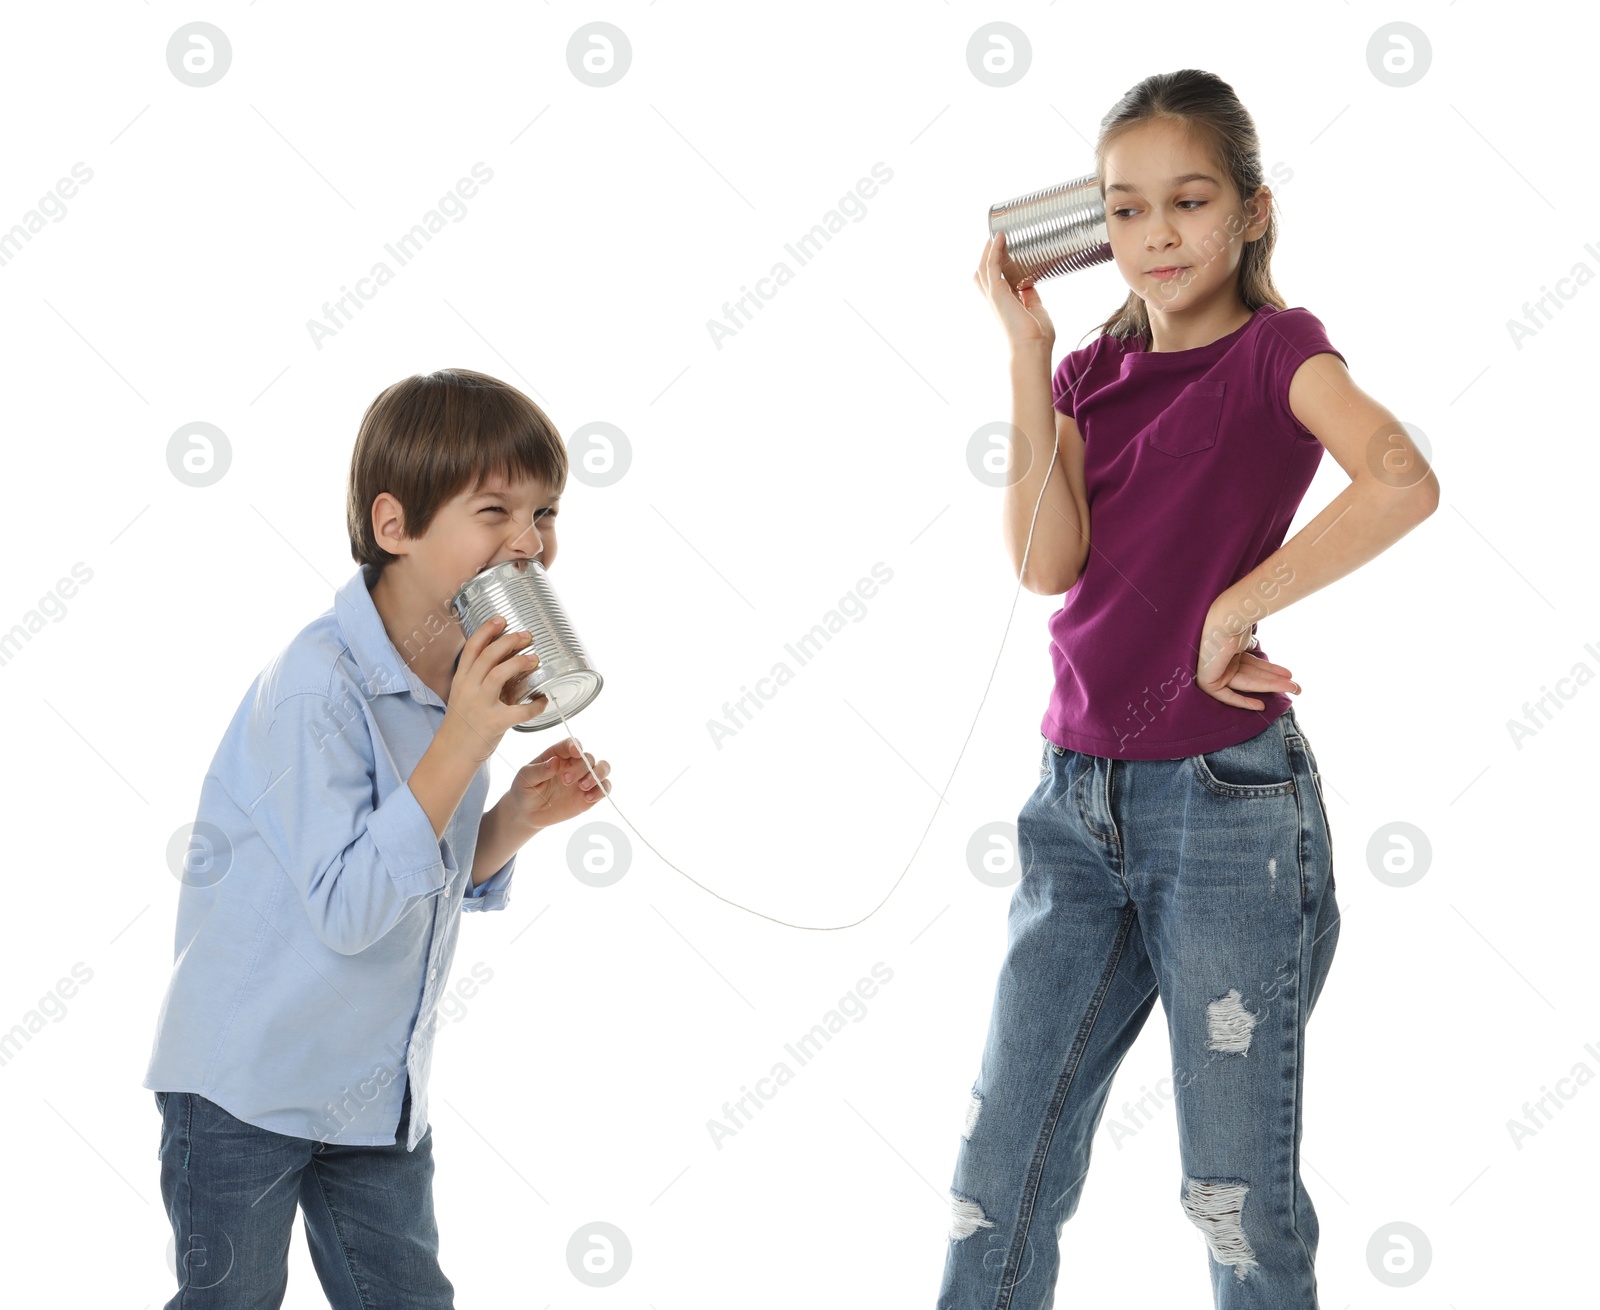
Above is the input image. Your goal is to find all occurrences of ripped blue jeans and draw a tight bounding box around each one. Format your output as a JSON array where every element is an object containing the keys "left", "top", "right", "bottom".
[{"left": 938, "top": 706, "right": 1340, "bottom": 1309}]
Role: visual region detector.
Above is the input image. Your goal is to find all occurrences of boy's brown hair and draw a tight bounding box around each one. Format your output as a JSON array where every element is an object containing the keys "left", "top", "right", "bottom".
[{"left": 346, "top": 368, "right": 568, "bottom": 575}]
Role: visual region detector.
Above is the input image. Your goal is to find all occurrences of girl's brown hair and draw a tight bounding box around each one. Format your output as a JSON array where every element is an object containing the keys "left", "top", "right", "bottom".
[
  {"left": 1085, "top": 69, "right": 1286, "bottom": 348},
  {"left": 346, "top": 368, "right": 568, "bottom": 574}
]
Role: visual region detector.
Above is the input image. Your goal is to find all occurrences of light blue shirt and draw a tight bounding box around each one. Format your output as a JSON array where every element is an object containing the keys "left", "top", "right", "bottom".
[{"left": 142, "top": 562, "right": 516, "bottom": 1151}]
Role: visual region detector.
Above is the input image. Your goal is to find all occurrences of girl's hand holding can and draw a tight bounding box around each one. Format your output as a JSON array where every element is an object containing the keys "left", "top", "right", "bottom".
[{"left": 973, "top": 229, "right": 1056, "bottom": 353}]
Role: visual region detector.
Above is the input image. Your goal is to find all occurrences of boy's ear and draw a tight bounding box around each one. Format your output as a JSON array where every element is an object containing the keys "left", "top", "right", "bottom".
[{"left": 371, "top": 491, "right": 408, "bottom": 555}]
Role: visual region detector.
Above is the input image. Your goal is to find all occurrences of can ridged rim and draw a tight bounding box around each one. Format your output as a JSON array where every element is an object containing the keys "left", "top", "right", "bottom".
[{"left": 987, "top": 172, "right": 1112, "bottom": 282}]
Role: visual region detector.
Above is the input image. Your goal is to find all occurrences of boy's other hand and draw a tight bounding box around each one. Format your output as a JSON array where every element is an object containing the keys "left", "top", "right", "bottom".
[
  {"left": 439, "top": 616, "right": 549, "bottom": 763},
  {"left": 502, "top": 737, "right": 612, "bottom": 831}
]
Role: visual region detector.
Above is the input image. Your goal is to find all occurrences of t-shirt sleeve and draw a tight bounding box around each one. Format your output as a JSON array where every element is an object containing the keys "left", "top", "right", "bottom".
[
  {"left": 1051, "top": 345, "right": 1086, "bottom": 418},
  {"left": 1259, "top": 308, "right": 1347, "bottom": 440}
]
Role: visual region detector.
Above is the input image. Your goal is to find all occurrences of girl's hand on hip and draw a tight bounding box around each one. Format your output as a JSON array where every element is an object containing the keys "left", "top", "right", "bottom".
[
  {"left": 1195, "top": 608, "right": 1301, "bottom": 711},
  {"left": 973, "top": 230, "right": 1055, "bottom": 352}
]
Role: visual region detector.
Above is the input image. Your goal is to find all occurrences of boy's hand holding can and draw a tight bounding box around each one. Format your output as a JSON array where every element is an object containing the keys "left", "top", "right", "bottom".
[{"left": 438, "top": 615, "right": 548, "bottom": 764}]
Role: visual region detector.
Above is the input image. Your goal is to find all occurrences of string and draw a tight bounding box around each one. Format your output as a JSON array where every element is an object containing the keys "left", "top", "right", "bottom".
[{"left": 541, "top": 413, "right": 1061, "bottom": 931}]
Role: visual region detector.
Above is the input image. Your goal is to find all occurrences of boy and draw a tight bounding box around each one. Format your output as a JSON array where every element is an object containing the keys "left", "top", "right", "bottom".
[{"left": 143, "top": 367, "right": 611, "bottom": 1307}]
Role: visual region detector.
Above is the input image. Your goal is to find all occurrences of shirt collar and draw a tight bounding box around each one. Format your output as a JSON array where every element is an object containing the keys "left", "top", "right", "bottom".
[{"left": 334, "top": 563, "right": 447, "bottom": 707}]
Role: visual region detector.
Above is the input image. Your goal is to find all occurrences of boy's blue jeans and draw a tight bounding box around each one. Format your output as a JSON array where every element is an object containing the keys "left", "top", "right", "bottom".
[
  {"left": 154, "top": 1078, "right": 454, "bottom": 1308},
  {"left": 938, "top": 706, "right": 1341, "bottom": 1309}
]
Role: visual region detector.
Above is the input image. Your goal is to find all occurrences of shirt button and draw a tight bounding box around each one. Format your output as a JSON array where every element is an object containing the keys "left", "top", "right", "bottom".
[{"left": 428, "top": 968, "right": 437, "bottom": 981}]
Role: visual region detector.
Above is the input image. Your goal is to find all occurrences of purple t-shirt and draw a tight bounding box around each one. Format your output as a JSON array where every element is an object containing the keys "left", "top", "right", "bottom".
[{"left": 1042, "top": 303, "right": 1346, "bottom": 759}]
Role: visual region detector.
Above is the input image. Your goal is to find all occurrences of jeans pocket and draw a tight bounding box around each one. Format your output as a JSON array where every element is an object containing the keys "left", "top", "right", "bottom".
[
  {"left": 1189, "top": 723, "right": 1295, "bottom": 796},
  {"left": 1149, "top": 379, "right": 1226, "bottom": 457}
]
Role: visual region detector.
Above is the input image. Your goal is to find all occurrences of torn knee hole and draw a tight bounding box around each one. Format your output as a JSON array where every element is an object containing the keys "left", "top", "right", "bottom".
[
  {"left": 1181, "top": 1178, "right": 1259, "bottom": 1281},
  {"left": 961, "top": 1089, "right": 982, "bottom": 1140},
  {"left": 1205, "top": 987, "right": 1258, "bottom": 1055},
  {"left": 948, "top": 1189, "right": 995, "bottom": 1242}
]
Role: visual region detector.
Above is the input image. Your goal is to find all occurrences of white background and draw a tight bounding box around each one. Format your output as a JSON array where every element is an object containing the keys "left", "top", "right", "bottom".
[{"left": 1, "top": 3, "right": 1594, "bottom": 1306}]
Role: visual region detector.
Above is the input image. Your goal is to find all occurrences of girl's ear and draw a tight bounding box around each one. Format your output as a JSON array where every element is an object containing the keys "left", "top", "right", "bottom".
[{"left": 1244, "top": 187, "right": 1272, "bottom": 234}]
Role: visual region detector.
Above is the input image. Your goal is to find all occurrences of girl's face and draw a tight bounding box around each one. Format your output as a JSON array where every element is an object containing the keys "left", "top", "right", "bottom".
[{"left": 1100, "top": 119, "right": 1269, "bottom": 317}]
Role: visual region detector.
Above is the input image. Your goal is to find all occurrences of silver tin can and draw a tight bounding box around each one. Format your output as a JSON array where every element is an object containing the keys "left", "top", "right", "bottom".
[
  {"left": 987, "top": 172, "right": 1113, "bottom": 284},
  {"left": 449, "top": 559, "right": 602, "bottom": 733}
]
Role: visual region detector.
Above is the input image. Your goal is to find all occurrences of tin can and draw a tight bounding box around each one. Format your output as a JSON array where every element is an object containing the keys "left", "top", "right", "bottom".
[
  {"left": 987, "top": 172, "right": 1113, "bottom": 284},
  {"left": 449, "top": 559, "right": 603, "bottom": 733}
]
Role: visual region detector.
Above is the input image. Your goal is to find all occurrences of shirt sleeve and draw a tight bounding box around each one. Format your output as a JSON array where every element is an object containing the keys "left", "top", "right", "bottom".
[
  {"left": 462, "top": 852, "right": 516, "bottom": 912},
  {"left": 1051, "top": 346, "right": 1083, "bottom": 417},
  {"left": 1259, "top": 307, "right": 1347, "bottom": 441},
  {"left": 235, "top": 690, "right": 454, "bottom": 955}
]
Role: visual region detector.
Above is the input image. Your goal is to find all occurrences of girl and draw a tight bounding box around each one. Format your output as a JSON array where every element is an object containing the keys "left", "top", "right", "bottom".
[{"left": 938, "top": 70, "right": 1436, "bottom": 1310}]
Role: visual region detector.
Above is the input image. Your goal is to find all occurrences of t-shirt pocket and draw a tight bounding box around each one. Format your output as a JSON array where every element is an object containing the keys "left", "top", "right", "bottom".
[{"left": 1149, "top": 379, "right": 1226, "bottom": 457}]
